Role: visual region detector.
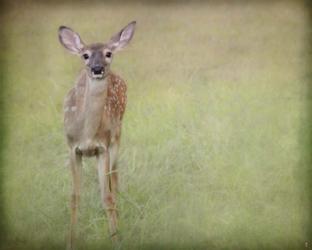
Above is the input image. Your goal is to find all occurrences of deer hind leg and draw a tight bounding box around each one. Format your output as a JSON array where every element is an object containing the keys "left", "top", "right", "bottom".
[
  {"left": 96, "top": 143, "right": 119, "bottom": 242},
  {"left": 68, "top": 148, "right": 82, "bottom": 250}
]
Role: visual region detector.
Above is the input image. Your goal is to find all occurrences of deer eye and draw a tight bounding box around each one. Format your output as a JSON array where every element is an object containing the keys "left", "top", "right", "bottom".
[
  {"left": 105, "top": 52, "right": 112, "bottom": 58},
  {"left": 82, "top": 54, "right": 89, "bottom": 60}
]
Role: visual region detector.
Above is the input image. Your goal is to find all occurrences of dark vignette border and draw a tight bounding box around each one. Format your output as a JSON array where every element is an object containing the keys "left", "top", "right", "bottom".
[
  {"left": 304, "top": 0, "right": 312, "bottom": 245},
  {"left": 0, "top": 0, "right": 310, "bottom": 249},
  {"left": 0, "top": 0, "right": 8, "bottom": 249}
]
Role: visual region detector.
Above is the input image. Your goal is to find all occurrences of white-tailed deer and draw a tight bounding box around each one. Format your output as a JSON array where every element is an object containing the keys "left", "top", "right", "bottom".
[{"left": 58, "top": 21, "right": 136, "bottom": 249}]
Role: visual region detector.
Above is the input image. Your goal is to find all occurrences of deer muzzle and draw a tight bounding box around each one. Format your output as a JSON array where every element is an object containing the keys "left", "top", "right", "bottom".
[{"left": 91, "top": 66, "right": 105, "bottom": 79}]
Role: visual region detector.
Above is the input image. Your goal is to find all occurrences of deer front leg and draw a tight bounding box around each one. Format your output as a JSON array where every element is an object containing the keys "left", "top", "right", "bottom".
[
  {"left": 97, "top": 146, "right": 118, "bottom": 242},
  {"left": 109, "top": 142, "right": 119, "bottom": 194},
  {"left": 68, "top": 148, "right": 82, "bottom": 250}
]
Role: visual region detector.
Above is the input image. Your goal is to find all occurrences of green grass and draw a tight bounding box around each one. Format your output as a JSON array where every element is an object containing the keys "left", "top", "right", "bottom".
[{"left": 1, "top": 1, "right": 311, "bottom": 249}]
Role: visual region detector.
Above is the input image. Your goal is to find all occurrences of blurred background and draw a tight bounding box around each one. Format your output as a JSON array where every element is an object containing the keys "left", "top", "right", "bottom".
[{"left": 0, "top": 1, "right": 311, "bottom": 249}]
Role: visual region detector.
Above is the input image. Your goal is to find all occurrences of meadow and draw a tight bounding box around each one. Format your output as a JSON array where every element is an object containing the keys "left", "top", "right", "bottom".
[{"left": 1, "top": 1, "right": 311, "bottom": 249}]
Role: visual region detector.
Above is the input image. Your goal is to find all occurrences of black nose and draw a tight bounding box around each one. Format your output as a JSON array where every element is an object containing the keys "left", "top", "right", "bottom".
[{"left": 92, "top": 66, "right": 104, "bottom": 74}]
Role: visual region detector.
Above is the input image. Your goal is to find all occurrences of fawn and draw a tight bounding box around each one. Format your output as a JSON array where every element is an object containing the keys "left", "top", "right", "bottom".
[{"left": 58, "top": 21, "right": 136, "bottom": 249}]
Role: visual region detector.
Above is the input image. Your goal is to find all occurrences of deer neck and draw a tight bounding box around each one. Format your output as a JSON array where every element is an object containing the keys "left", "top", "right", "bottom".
[
  {"left": 85, "top": 74, "right": 109, "bottom": 100},
  {"left": 81, "top": 74, "right": 109, "bottom": 141}
]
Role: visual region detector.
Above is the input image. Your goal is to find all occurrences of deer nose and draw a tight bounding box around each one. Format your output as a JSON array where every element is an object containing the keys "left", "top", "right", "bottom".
[{"left": 91, "top": 66, "right": 104, "bottom": 74}]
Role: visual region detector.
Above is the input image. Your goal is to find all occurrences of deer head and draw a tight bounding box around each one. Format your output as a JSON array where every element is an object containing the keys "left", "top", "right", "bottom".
[{"left": 58, "top": 21, "right": 136, "bottom": 80}]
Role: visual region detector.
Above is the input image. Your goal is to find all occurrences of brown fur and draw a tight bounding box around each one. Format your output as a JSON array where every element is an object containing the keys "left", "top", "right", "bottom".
[
  {"left": 64, "top": 70, "right": 126, "bottom": 155},
  {"left": 59, "top": 21, "right": 136, "bottom": 250}
]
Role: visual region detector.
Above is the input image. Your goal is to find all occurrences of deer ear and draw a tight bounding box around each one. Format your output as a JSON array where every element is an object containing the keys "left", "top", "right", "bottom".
[
  {"left": 58, "top": 26, "right": 85, "bottom": 54},
  {"left": 108, "top": 21, "right": 136, "bottom": 52}
]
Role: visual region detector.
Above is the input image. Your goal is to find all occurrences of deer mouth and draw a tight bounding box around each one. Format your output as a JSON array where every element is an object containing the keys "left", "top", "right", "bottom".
[
  {"left": 91, "top": 66, "right": 105, "bottom": 79},
  {"left": 91, "top": 71, "right": 104, "bottom": 79}
]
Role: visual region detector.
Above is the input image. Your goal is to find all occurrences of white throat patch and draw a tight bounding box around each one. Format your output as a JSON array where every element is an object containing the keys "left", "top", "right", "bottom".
[{"left": 88, "top": 77, "right": 108, "bottom": 93}]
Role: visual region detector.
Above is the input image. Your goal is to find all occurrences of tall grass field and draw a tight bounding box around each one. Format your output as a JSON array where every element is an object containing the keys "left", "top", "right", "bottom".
[{"left": 1, "top": 1, "right": 311, "bottom": 249}]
